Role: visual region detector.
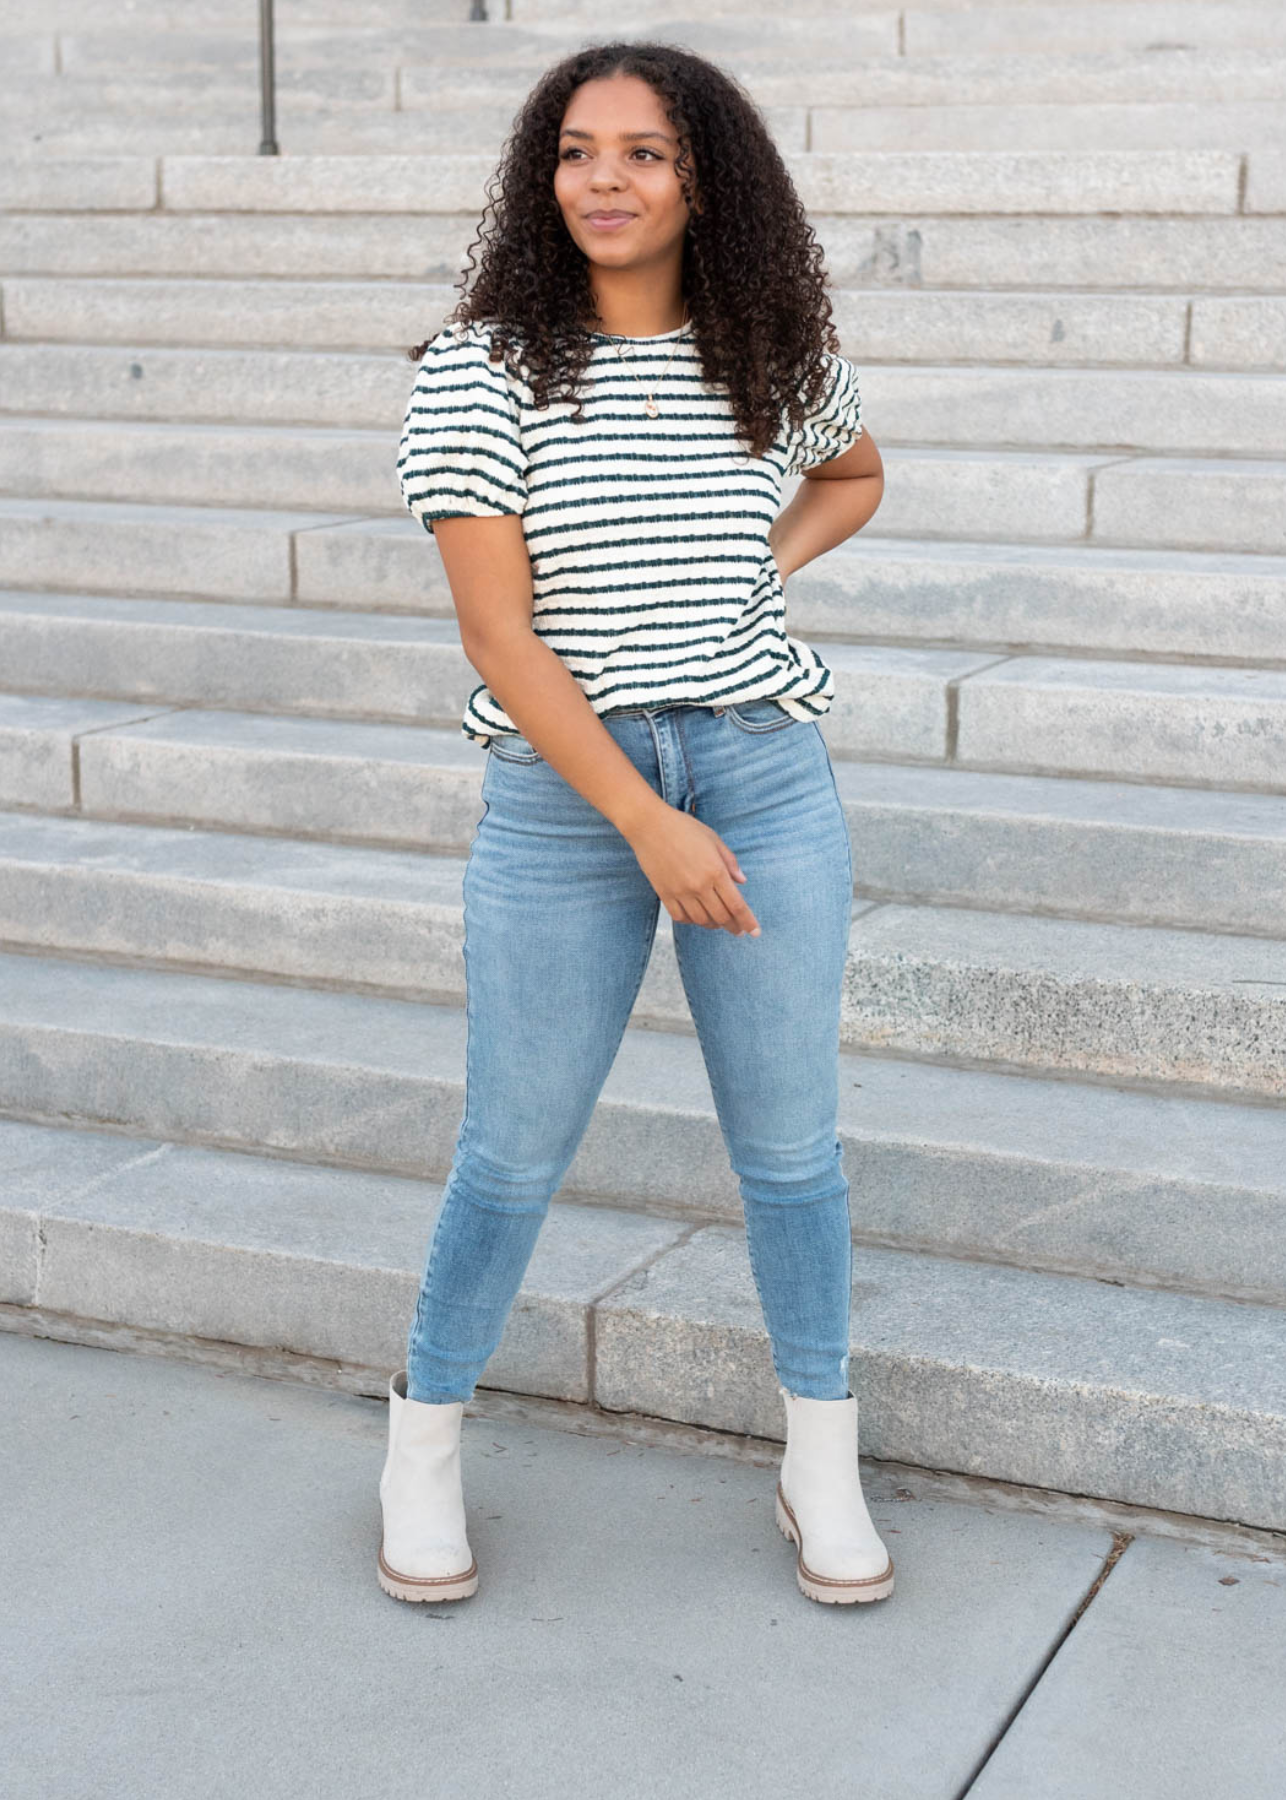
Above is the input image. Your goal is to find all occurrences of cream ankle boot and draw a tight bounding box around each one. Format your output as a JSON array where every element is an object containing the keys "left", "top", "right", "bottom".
[
  {"left": 377, "top": 1369, "right": 479, "bottom": 1602},
  {"left": 775, "top": 1384, "right": 895, "bottom": 1604}
]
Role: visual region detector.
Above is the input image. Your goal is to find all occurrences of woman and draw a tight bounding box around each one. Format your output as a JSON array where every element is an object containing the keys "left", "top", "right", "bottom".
[{"left": 378, "top": 39, "right": 890, "bottom": 1607}]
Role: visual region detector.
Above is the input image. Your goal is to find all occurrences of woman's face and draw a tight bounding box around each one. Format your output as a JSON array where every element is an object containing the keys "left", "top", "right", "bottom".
[{"left": 554, "top": 72, "right": 695, "bottom": 275}]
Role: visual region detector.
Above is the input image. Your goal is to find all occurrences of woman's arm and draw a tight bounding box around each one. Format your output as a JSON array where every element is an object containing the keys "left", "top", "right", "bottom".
[
  {"left": 769, "top": 427, "right": 885, "bottom": 580},
  {"left": 436, "top": 513, "right": 762, "bottom": 937}
]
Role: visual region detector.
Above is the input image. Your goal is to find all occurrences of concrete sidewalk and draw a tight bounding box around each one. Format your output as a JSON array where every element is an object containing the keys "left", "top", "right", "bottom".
[{"left": 3, "top": 1330, "right": 1284, "bottom": 1799}]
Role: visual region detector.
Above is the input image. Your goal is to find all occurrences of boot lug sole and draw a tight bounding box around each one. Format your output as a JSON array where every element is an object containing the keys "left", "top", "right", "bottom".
[
  {"left": 775, "top": 1484, "right": 895, "bottom": 1605},
  {"left": 377, "top": 1541, "right": 479, "bottom": 1603}
]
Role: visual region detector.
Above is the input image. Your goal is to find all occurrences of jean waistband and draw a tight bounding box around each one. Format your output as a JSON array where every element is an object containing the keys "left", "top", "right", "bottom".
[{"left": 600, "top": 702, "right": 726, "bottom": 721}]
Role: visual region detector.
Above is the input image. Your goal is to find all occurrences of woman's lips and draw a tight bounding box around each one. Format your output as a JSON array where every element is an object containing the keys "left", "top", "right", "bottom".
[{"left": 585, "top": 212, "right": 636, "bottom": 230}]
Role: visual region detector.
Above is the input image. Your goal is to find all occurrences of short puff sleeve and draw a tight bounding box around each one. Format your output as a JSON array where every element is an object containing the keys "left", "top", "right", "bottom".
[
  {"left": 397, "top": 323, "right": 528, "bottom": 535},
  {"left": 786, "top": 351, "right": 863, "bottom": 476}
]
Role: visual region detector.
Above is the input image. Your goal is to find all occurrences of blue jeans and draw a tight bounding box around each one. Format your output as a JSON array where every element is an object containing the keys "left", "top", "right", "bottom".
[{"left": 405, "top": 697, "right": 855, "bottom": 1404}]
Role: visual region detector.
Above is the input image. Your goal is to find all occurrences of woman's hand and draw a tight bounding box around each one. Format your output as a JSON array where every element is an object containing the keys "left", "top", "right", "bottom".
[{"left": 626, "top": 805, "right": 761, "bottom": 937}]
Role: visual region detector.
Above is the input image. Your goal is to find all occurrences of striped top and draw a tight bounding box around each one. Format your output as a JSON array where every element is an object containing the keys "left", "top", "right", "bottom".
[{"left": 396, "top": 318, "right": 863, "bottom": 748}]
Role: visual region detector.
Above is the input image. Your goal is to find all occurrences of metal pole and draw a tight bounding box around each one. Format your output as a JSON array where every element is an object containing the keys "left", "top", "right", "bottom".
[{"left": 259, "top": 0, "right": 279, "bottom": 155}]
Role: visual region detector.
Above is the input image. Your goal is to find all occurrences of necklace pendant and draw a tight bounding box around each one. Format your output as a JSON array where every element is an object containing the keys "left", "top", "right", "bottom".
[{"left": 644, "top": 397, "right": 659, "bottom": 418}]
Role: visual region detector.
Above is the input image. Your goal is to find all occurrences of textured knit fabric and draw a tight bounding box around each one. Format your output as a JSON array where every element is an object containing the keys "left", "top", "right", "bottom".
[{"left": 396, "top": 318, "right": 863, "bottom": 748}]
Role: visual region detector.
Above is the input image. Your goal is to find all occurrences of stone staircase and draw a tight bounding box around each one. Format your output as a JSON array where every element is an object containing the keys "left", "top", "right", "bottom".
[{"left": 2, "top": 1, "right": 1284, "bottom": 1531}]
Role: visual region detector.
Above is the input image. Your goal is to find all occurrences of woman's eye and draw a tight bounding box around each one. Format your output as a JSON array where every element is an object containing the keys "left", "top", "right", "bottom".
[{"left": 559, "top": 148, "right": 661, "bottom": 162}]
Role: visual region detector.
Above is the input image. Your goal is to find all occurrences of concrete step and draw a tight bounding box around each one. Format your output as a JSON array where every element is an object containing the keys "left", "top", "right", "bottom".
[
  {"left": 0, "top": 593, "right": 471, "bottom": 724},
  {"left": 837, "top": 291, "right": 1286, "bottom": 370},
  {"left": 0, "top": 419, "right": 402, "bottom": 516},
  {"left": 0, "top": 150, "right": 1250, "bottom": 218},
  {"left": 9, "top": 648, "right": 1286, "bottom": 830},
  {"left": 4, "top": 1111, "right": 1285, "bottom": 1528},
  {"left": 97, "top": 12, "right": 1286, "bottom": 86},
  {"left": 13, "top": 47, "right": 1286, "bottom": 111},
  {"left": 0, "top": 497, "right": 361, "bottom": 602},
  {"left": 49, "top": 25, "right": 575, "bottom": 77},
  {"left": 47, "top": 8, "right": 1286, "bottom": 73},
  {"left": 0, "top": 100, "right": 801, "bottom": 161},
  {"left": 421, "top": 47, "right": 1286, "bottom": 109},
  {"left": 4, "top": 417, "right": 1284, "bottom": 553},
  {"left": 1, "top": 782, "right": 1282, "bottom": 1095},
  {"left": 20, "top": 644, "right": 1283, "bottom": 797},
  {"left": 802, "top": 760, "right": 1286, "bottom": 936},
  {"left": 19, "top": 0, "right": 1275, "bottom": 27},
  {"left": 42, "top": 658, "right": 985, "bottom": 813},
  {"left": 297, "top": 518, "right": 1286, "bottom": 662},
  {"left": 19, "top": 39, "right": 1285, "bottom": 117},
  {"left": 6, "top": 721, "right": 1286, "bottom": 936},
  {"left": 16, "top": 279, "right": 1285, "bottom": 370},
  {"left": 9, "top": 99, "right": 1283, "bottom": 161},
  {"left": 902, "top": 3, "right": 1286, "bottom": 57},
  {"left": 778, "top": 538, "right": 1286, "bottom": 665},
  {"left": 0, "top": 0, "right": 467, "bottom": 26},
  {"left": 0, "top": 1114, "right": 692, "bottom": 1412},
  {"left": 0, "top": 112, "right": 787, "bottom": 161},
  {"left": 0, "top": 694, "right": 485, "bottom": 834},
  {"left": 0, "top": 157, "right": 157, "bottom": 212},
  {"left": 0, "top": 67, "right": 398, "bottom": 116},
  {"left": 11, "top": 497, "right": 1280, "bottom": 662},
  {"left": 954, "top": 656, "right": 1286, "bottom": 790},
  {"left": 0, "top": 695, "right": 175, "bottom": 808},
  {"left": 0, "top": 342, "right": 412, "bottom": 428},
  {"left": 12, "top": 419, "right": 1281, "bottom": 551},
  {"left": 1, "top": 959, "right": 1283, "bottom": 1306},
  {"left": 5, "top": 575, "right": 1284, "bottom": 781},
  {"left": 1093, "top": 457, "right": 1286, "bottom": 553},
  {"left": 0, "top": 122, "right": 251, "bottom": 164},
  {"left": 5, "top": 210, "right": 1283, "bottom": 293},
  {"left": 0, "top": 36, "right": 52, "bottom": 76},
  {"left": 595, "top": 1221, "right": 1286, "bottom": 1530},
  {"left": 863, "top": 372, "right": 1286, "bottom": 460},
  {"left": 4, "top": 344, "right": 1282, "bottom": 462},
  {"left": 4, "top": 123, "right": 428, "bottom": 167},
  {"left": 2, "top": 0, "right": 1279, "bottom": 35},
  {"left": 532, "top": 0, "right": 1286, "bottom": 11},
  {"left": 3, "top": 575, "right": 1286, "bottom": 751},
  {"left": 0, "top": 502, "right": 401, "bottom": 607},
  {"left": 166, "top": 148, "right": 1250, "bottom": 216},
  {"left": 814, "top": 100, "right": 1286, "bottom": 153},
  {"left": 841, "top": 902, "right": 1286, "bottom": 1100}
]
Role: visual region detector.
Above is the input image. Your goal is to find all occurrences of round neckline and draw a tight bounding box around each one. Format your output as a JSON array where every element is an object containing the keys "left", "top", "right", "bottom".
[{"left": 587, "top": 322, "right": 693, "bottom": 342}]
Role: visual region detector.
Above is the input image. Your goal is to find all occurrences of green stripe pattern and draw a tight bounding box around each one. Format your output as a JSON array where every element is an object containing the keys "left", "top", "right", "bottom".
[{"left": 396, "top": 319, "right": 863, "bottom": 748}]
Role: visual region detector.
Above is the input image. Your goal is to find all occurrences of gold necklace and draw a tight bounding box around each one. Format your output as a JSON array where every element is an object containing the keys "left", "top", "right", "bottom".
[{"left": 606, "top": 307, "right": 691, "bottom": 417}]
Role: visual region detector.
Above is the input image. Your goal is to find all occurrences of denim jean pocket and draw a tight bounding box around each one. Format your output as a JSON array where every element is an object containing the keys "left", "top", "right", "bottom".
[
  {"left": 724, "top": 696, "right": 796, "bottom": 734},
  {"left": 488, "top": 731, "right": 543, "bottom": 764}
]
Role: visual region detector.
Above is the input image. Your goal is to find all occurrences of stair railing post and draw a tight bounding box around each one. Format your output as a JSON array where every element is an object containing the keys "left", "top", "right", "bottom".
[{"left": 259, "top": 0, "right": 279, "bottom": 155}]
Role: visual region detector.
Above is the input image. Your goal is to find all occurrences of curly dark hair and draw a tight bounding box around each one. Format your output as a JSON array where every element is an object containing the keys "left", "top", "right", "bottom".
[{"left": 406, "top": 39, "right": 842, "bottom": 460}]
